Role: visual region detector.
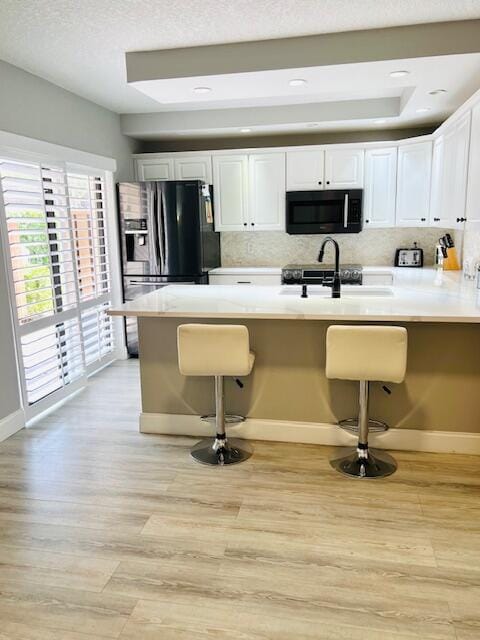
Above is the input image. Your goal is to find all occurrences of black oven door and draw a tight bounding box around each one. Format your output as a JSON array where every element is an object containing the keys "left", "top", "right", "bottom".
[{"left": 286, "top": 189, "right": 363, "bottom": 234}]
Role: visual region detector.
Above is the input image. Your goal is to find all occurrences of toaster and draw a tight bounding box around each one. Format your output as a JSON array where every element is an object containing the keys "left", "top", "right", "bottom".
[{"left": 394, "top": 242, "right": 423, "bottom": 267}]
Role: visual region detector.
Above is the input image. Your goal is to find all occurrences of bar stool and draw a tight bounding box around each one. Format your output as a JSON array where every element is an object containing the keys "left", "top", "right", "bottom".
[
  {"left": 326, "top": 325, "right": 408, "bottom": 479},
  {"left": 177, "top": 323, "right": 255, "bottom": 466}
]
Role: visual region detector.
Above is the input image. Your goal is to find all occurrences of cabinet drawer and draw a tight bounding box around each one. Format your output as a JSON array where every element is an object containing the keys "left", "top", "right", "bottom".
[{"left": 209, "top": 274, "right": 281, "bottom": 286}]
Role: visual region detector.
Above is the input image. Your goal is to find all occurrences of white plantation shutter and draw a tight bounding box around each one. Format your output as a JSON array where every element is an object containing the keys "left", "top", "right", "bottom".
[{"left": 0, "top": 158, "right": 115, "bottom": 415}]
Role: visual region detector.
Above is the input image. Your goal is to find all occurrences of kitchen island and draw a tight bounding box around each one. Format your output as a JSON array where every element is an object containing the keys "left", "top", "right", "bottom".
[{"left": 109, "top": 269, "right": 480, "bottom": 454}]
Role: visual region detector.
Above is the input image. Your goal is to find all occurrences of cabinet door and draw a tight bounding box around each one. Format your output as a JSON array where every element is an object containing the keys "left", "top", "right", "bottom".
[
  {"left": 248, "top": 153, "right": 286, "bottom": 231},
  {"left": 429, "top": 136, "right": 449, "bottom": 227},
  {"left": 174, "top": 155, "right": 213, "bottom": 183},
  {"left": 324, "top": 149, "right": 364, "bottom": 188},
  {"left": 212, "top": 155, "right": 249, "bottom": 231},
  {"left": 363, "top": 147, "right": 397, "bottom": 228},
  {"left": 286, "top": 150, "right": 324, "bottom": 190},
  {"left": 466, "top": 103, "right": 480, "bottom": 230},
  {"left": 452, "top": 112, "right": 471, "bottom": 230},
  {"left": 136, "top": 159, "right": 174, "bottom": 181},
  {"left": 396, "top": 142, "right": 432, "bottom": 226}
]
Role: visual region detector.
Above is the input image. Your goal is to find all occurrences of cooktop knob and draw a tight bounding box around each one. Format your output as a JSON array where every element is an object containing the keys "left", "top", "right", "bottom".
[
  {"left": 352, "top": 270, "right": 360, "bottom": 279},
  {"left": 342, "top": 269, "right": 351, "bottom": 279},
  {"left": 283, "top": 270, "right": 293, "bottom": 280},
  {"left": 293, "top": 270, "right": 302, "bottom": 279}
]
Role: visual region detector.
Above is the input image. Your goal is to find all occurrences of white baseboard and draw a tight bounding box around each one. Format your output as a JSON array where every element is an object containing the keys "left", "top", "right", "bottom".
[
  {"left": 140, "top": 413, "right": 480, "bottom": 455},
  {"left": 0, "top": 409, "right": 25, "bottom": 443}
]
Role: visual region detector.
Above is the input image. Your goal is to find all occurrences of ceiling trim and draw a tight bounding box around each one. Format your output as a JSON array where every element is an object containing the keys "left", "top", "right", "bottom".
[
  {"left": 126, "top": 19, "right": 480, "bottom": 83},
  {"left": 121, "top": 97, "right": 400, "bottom": 138}
]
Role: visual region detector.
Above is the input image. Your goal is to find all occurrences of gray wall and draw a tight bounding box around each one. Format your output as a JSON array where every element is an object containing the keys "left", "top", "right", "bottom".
[
  {"left": 0, "top": 60, "right": 139, "bottom": 421},
  {"left": 0, "top": 60, "right": 139, "bottom": 181},
  {"left": 138, "top": 126, "right": 437, "bottom": 153},
  {"left": 0, "top": 238, "right": 20, "bottom": 419}
]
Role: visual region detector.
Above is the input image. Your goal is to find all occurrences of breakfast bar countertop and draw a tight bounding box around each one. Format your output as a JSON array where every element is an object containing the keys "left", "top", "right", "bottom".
[{"left": 109, "top": 268, "right": 480, "bottom": 324}]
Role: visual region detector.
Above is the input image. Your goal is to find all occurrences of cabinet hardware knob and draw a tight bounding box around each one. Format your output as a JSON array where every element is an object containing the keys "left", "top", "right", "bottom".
[
  {"left": 243, "top": 222, "right": 247, "bottom": 226},
  {"left": 326, "top": 181, "right": 330, "bottom": 185},
  {"left": 365, "top": 220, "right": 370, "bottom": 223},
  {"left": 457, "top": 218, "right": 461, "bottom": 223},
  {"left": 251, "top": 222, "right": 255, "bottom": 226},
  {"left": 421, "top": 218, "right": 426, "bottom": 222},
  {"left": 318, "top": 181, "right": 322, "bottom": 185}
]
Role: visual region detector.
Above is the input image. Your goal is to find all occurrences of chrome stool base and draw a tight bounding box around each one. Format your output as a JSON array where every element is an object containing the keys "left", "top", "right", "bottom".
[
  {"left": 338, "top": 418, "right": 388, "bottom": 434},
  {"left": 201, "top": 414, "right": 245, "bottom": 424},
  {"left": 330, "top": 447, "right": 397, "bottom": 479},
  {"left": 190, "top": 437, "right": 253, "bottom": 466}
]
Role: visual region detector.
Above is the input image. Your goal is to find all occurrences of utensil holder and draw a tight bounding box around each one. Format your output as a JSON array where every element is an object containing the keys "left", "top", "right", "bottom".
[{"left": 443, "top": 247, "right": 461, "bottom": 271}]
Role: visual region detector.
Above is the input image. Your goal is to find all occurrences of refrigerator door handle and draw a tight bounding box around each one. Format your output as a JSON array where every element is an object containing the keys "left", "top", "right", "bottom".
[
  {"left": 150, "top": 185, "right": 161, "bottom": 274},
  {"left": 159, "top": 188, "right": 167, "bottom": 272}
]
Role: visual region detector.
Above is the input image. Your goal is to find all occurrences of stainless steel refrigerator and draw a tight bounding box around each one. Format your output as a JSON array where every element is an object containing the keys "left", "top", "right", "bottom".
[{"left": 117, "top": 180, "right": 220, "bottom": 356}]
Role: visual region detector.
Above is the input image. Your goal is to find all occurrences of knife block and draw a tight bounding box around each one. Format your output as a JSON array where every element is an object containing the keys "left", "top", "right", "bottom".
[{"left": 443, "top": 247, "right": 461, "bottom": 271}]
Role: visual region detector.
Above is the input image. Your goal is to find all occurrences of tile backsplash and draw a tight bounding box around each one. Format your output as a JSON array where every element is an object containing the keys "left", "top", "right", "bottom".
[
  {"left": 461, "top": 228, "right": 480, "bottom": 276},
  {"left": 221, "top": 228, "right": 453, "bottom": 267}
]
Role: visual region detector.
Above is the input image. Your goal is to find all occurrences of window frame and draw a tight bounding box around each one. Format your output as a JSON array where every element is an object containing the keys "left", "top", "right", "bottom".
[{"left": 0, "top": 147, "right": 126, "bottom": 422}]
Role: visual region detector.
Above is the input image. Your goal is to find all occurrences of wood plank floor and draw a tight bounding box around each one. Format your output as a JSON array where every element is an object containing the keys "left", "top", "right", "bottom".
[{"left": 0, "top": 359, "right": 479, "bottom": 639}]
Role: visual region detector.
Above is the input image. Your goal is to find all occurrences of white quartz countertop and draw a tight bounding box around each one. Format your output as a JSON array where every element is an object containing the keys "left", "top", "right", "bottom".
[{"left": 109, "top": 268, "right": 480, "bottom": 323}]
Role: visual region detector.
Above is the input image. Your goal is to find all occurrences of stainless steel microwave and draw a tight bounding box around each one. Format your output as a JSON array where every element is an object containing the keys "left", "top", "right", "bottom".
[{"left": 286, "top": 189, "right": 363, "bottom": 234}]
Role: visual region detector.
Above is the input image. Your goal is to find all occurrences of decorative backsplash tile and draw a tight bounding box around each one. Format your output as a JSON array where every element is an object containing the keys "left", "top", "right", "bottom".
[
  {"left": 461, "top": 228, "right": 480, "bottom": 276},
  {"left": 221, "top": 228, "right": 453, "bottom": 267}
]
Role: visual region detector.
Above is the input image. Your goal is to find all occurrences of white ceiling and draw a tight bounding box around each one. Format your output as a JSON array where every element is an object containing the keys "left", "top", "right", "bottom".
[{"left": 1, "top": 0, "right": 480, "bottom": 115}]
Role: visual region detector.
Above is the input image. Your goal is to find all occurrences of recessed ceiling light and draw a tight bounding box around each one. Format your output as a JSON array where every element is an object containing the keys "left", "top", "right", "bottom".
[
  {"left": 240, "top": 128, "right": 252, "bottom": 133},
  {"left": 374, "top": 119, "right": 387, "bottom": 124},
  {"left": 193, "top": 86, "right": 212, "bottom": 94},
  {"left": 429, "top": 89, "right": 447, "bottom": 96},
  {"left": 389, "top": 70, "right": 409, "bottom": 78},
  {"left": 416, "top": 107, "right": 432, "bottom": 113},
  {"left": 289, "top": 79, "right": 307, "bottom": 87}
]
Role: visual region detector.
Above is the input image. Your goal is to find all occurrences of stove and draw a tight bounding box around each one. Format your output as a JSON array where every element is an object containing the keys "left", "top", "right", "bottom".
[{"left": 281, "top": 264, "right": 363, "bottom": 285}]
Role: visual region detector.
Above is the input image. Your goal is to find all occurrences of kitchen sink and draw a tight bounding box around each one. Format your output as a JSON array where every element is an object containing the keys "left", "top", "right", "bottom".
[{"left": 279, "top": 286, "right": 394, "bottom": 298}]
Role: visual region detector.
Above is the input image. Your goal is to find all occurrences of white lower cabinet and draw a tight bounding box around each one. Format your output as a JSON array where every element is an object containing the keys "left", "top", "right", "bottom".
[
  {"left": 363, "top": 147, "right": 397, "bottom": 228},
  {"left": 213, "top": 152, "right": 285, "bottom": 231},
  {"left": 396, "top": 141, "right": 432, "bottom": 227}
]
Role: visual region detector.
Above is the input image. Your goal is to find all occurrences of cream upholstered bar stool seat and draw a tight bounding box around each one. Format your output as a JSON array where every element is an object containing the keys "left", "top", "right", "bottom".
[
  {"left": 177, "top": 324, "right": 255, "bottom": 466},
  {"left": 326, "top": 325, "right": 408, "bottom": 479}
]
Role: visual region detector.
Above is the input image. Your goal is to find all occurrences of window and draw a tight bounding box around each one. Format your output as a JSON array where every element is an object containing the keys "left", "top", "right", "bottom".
[{"left": 0, "top": 158, "right": 116, "bottom": 416}]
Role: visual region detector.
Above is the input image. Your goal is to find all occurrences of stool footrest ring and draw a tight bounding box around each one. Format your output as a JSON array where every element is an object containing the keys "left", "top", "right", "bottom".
[
  {"left": 338, "top": 418, "right": 389, "bottom": 434},
  {"left": 201, "top": 414, "right": 245, "bottom": 424}
]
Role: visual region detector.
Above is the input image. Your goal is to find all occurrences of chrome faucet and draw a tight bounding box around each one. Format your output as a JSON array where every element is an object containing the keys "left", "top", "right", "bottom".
[{"left": 318, "top": 237, "right": 341, "bottom": 298}]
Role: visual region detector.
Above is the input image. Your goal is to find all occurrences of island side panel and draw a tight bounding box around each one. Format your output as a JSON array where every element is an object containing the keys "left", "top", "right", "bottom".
[{"left": 137, "top": 317, "right": 480, "bottom": 433}]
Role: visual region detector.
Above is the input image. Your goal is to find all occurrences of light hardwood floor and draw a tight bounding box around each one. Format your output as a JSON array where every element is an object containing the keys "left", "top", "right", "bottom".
[{"left": 0, "top": 359, "right": 479, "bottom": 639}]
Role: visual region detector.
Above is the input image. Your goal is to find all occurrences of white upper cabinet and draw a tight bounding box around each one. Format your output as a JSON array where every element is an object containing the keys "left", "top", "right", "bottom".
[
  {"left": 174, "top": 155, "right": 213, "bottom": 183},
  {"left": 213, "top": 153, "right": 286, "bottom": 231},
  {"left": 136, "top": 158, "right": 174, "bottom": 181},
  {"left": 430, "top": 112, "right": 471, "bottom": 230},
  {"left": 286, "top": 150, "right": 324, "bottom": 190},
  {"left": 248, "top": 153, "right": 286, "bottom": 231},
  {"left": 212, "top": 155, "right": 249, "bottom": 231},
  {"left": 396, "top": 141, "right": 432, "bottom": 227},
  {"left": 363, "top": 147, "right": 397, "bottom": 228},
  {"left": 465, "top": 102, "right": 480, "bottom": 230},
  {"left": 429, "top": 136, "right": 448, "bottom": 227},
  {"left": 324, "top": 148, "right": 364, "bottom": 188},
  {"left": 451, "top": 112, "right": 471, "bottom": 229}
]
